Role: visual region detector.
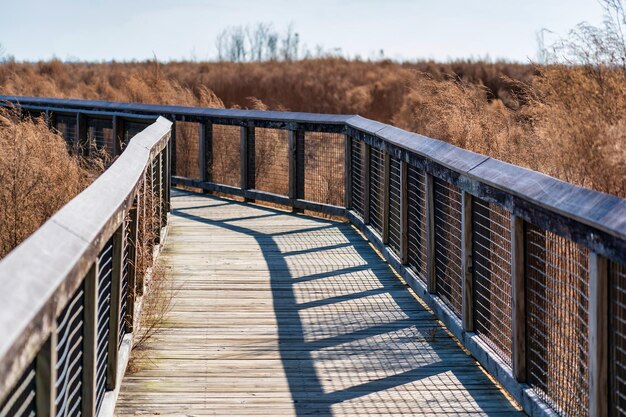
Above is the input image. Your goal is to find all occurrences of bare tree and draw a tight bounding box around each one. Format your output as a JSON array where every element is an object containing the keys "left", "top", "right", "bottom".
[
  {"left": 549, "top": 0, "right": 626, "bottom": 68},
  {"left": 214, "top": 23, "right": 301, "bottom": 62},
  {"left": 280, "top": 24, "right": 300, "bottom": 61}
]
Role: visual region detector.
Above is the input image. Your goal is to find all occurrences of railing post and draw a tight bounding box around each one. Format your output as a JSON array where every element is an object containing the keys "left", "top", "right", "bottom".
[
  {"left": 399, "top": 160, "right": 408, "bottom": 264},
  {"left": 288, "top": 129, "right": 305, "bottom": 212},
  {"left": 112, "top": 115, "right": 124, "bottom": 156},
  {"left": 295, "top": 131, "right": 305, "bottom": 208},
  {"left": 461, "top": 191, "right": 474, "bottom": 331},
  {"left": 589, "top": 252, "right": 608, "bottom": 417},
  {"left": 154, "top": 156, "right": 162, "bottom": 243},
  {"left": 166, "top": 140, "right": 172, "bottom": 213},
  {"left": 288, "top": 130, "right": 297, "bottom": 209},
  {"left": 82, "top": 264, "right": 98, "bottom": 417},
  {"left": 382, "top": 152, "right": 391, "bottom": 244},
  {"left": 106, "top": 224, "right": 124, "bottom": 390},
  {"left": 511, "top": 215, "right": 527, "bottom": 381},
  {"left": 170, "top": 115, "right": 177, "bottom": 177},
  {"left": 363, "top": 142, "right": 371, "bottom": 224},
  {"left": 160, "top": 148, "right": 168, "bottom": 228},
  {"left": 77, "top": 112, "right": 88, "bottom": 155},
  {"left": 137, "top": 178, "right": 147, "bottom": 297},
  {"left": 199, "top": 121, "right": 212, "bottom": 184},
  {"left": 344, "top": 134, "right": 352, "bottom": 210},
  {"left": 35, "top": 332, "right": 57, "bottom": 417},
  {"left": 425, "top": 173, "right": 436, "bottom": 293},
  {"left": 240, "top": 124, "right": 255, "bottom": 201},
  {"left": 126, "top": 198, "right": 139, "bottom": 333}
]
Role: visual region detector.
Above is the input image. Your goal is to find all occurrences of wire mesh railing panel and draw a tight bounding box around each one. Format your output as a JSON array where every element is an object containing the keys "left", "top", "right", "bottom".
[
  {"left": 611, "top": 261, "right": 626, "bottom": 417},
  {"left": 88, "top": 118, "right": 113, "bottom": 154},
  {"left": 433, "top": 179, "right": 463, "bottom": 317},
  {"left": 350, "top": 139, "right": 364, "bottom": 218},
  {"left": 303, "top": 131, "right": 345, "bottom": 206},
  {"left": 407, "top": 166, "right": 428, "bottom": 281},
  {"left": 55, "top": 115, "right": 76, "bottom": 145},
  {"left": 388, "top": 157, "right": 402, "bottom": 256},
  {"left": 123, "top": 122, "right": 149, "bottom": 146},
  {"left": 211, "top": 124, "right": 240, "bottom": 187},
  {"left": 526, "top": 224, "right": 589, "bottom": 417},
  {"left": 472, "top": 198, "right": 513, "bottom": 365},
  {"left": 369, "top": 147, "right": 384, "bottom": 235},
  {"left": 175, "top": 121, "right": 200, "bottom": 180},
  {"left": 96, "top": 238, "right": 113, "bottom": 415},
  {"left": 0, "top": 362, "right": 36, "bottom": 417},
  {"left": 55, "top": 282, "right": 84, "bottom": 417},
  {"left": 254, "top": 128, "right": 289, "bottom": 196}
]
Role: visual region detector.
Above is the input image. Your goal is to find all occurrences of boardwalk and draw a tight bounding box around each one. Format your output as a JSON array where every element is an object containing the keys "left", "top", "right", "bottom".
[{"left": 115, "top": 190, "right": 523, "bottom": 416}]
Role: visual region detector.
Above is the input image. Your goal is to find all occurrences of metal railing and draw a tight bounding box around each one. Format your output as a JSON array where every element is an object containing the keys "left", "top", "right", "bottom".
[{"left": 1, "top": 95, "right": 626, "bottom": 417}]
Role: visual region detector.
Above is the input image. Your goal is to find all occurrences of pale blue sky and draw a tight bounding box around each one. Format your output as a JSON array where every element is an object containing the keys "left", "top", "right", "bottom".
[{"left": 0, "top": 0, "right": 606, "bottom": 62}]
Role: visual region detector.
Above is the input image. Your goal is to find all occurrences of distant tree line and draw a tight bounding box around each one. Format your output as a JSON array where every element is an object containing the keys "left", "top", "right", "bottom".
[{"left": 215, "top": 23, "right": 301, "bottom": 62}]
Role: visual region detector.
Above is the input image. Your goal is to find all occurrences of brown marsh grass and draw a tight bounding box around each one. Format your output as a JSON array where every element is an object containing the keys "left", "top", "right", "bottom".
[
  {"left": 1, "top": 56, "right": 622, "bottom": 199},
  {"left": 0, "top": 107, "right": 102, "bottom": 258}
]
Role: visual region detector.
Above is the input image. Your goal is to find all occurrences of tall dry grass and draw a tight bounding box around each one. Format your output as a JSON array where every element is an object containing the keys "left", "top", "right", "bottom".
[{"left": 0, "top": 107, "right": 101, "bottom": 258}]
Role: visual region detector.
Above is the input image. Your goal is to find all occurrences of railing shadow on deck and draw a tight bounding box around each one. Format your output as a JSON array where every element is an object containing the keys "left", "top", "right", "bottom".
[{"left": 171, "top": 189, "right": 522, "bottom": 416}]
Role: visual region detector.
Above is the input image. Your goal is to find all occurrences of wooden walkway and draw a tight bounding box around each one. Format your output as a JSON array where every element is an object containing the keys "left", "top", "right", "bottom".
[{"left": 115, "top": 190, "right": 523, "bottom": 416}]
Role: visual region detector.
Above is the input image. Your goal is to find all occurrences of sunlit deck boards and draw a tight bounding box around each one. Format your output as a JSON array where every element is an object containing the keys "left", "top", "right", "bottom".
[{"left": 115, "top": 189, "right": 523, "bottom": 416}]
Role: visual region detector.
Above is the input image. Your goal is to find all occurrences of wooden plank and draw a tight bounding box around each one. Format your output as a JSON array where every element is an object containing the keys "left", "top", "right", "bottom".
[
  {"left": 82, "top": 264, "right": 98, "bottom": 417},
  {"left": 115, "top": 190, "right": 523, "bottom": 417},
  {"left": 107, "top": 224, "right": 124, "bottom": 390},
  {"left": 461, "top": 191, "right": 473, "bottom": 331},
  {"left": 425, "top": 173, "right": 436, "bottom": 293},
  {"left": 511, "top": 215, "right": 526, "bottom": 382},
  {"left": 589, "top": 252, "right": 608, "bottom": 417},
  {"left": 35, "top": 332, "right": 56, "bottom": 417}
]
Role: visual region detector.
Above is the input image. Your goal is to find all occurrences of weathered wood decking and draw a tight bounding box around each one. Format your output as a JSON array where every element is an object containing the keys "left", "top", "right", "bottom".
[{"left": 115, "top": 190, "right": 523, "bottom": 416}]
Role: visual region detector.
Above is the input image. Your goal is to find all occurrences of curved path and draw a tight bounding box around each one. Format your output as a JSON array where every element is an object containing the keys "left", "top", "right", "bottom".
[{"left": 115, "top": 189, "right": 523, "bottom": 416}]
